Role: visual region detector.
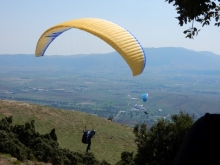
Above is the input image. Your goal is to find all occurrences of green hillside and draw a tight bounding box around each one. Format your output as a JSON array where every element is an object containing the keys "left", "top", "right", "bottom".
[{"left": 0, "top": 100, "right": 136, "bottom": 165}]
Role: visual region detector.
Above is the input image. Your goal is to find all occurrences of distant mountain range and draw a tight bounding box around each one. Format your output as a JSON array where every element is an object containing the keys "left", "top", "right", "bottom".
[
  {"left": 145, "top": 47, "right": 220, "bottom": 70},
  {"left": 1, "top": 47, "right": 220, "bottom": 74}
]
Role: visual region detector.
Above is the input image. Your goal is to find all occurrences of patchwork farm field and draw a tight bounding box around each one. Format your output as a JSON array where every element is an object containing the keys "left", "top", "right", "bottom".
[{"left": 1, "top": 64, "right": 220, "bottom": 126}]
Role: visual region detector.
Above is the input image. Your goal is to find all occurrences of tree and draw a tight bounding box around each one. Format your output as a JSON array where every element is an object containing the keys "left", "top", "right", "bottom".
[
  {"left": 117, "top": 111, "right": 194, "bottom": 165},
  {"left": 116, "top": 152, "right": 135, "bottom": 165},
  {"left": 165, "top": 0, "right": 220, "bottom": 38}
]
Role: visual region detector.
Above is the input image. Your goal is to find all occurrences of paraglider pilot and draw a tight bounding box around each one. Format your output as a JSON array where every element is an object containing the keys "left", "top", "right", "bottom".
[{"left": 82, "top": 129, "right": 96, "bottom": 152}]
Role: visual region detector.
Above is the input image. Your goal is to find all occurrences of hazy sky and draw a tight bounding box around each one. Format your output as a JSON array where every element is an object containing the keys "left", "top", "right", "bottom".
[{"left": 1, "top": 1, "right": 220, "bottom": 55}]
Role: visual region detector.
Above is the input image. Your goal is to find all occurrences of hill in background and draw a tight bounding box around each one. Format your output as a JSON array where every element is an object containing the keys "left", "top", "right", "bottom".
[{"left": 1, "top": 47, "right": 220, "bottom": 73}]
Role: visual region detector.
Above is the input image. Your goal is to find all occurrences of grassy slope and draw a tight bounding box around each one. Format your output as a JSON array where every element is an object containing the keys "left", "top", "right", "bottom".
[{"left": 0, "top": 100, "right": 136, "bottom": 165}]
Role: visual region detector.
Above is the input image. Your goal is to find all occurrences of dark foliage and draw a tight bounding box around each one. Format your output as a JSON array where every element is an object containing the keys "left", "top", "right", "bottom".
[
  {"left": 172, "top": 113, "right": 220, "bottom": 165},
  {"left": 165, "top": 0, "right": 220, "bottom": 38},
  {"left": 0, "top": 116, "right": 109, "bottom": 165},
  {"left": 116, "top": 151, "right": 135, "bottom": 165},
  {"left": 107, "top": 116, "right": 114, "bottom": 121},
  {"left": 117, "top": 111, "right": 194, "bottom": 165}
]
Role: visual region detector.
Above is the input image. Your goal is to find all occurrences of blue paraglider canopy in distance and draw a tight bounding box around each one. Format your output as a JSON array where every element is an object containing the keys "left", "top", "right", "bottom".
[{"left": 142, "top": 93, "right": 148, "bottom": 102}]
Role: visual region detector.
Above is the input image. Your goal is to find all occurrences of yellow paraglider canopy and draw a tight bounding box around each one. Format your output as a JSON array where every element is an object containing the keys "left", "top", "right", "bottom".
[{"left": 35, "top": 18, "right": 146, "bottom": 76}]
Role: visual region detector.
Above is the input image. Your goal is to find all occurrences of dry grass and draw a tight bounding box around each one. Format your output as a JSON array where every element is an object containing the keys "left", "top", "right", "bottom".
[{"left": 0, "top": 100, "right": 137, "bottom": 165}]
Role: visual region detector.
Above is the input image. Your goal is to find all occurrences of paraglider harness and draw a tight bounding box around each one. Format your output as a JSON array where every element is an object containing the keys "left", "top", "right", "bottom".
[{"left": 82, "top": 128, "right": 96, "bottom": 144}]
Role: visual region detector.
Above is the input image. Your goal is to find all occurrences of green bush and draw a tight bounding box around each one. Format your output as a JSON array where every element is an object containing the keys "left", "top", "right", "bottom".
[{"left": 117, "top": 111, "right": 194, "bottom": 165}]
